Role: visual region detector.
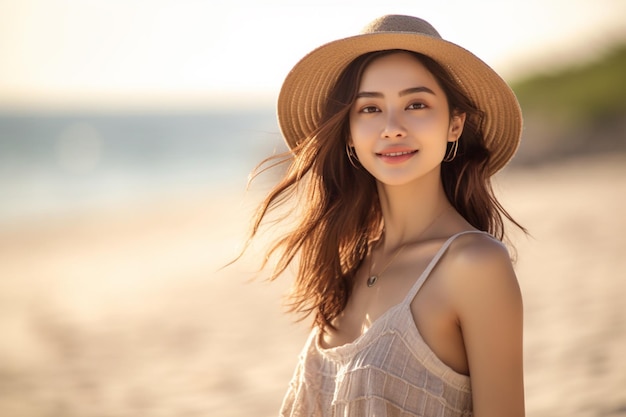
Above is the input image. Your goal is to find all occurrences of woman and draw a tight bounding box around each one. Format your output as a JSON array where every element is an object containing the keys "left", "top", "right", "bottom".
[{"left": 247, "top": 15, "right": 525, "bottom": 417}]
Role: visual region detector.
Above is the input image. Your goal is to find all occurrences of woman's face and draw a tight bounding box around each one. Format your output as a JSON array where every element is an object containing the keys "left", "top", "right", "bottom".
[{"left": 349, "top": 52, "right": 465, "bottom": 187}]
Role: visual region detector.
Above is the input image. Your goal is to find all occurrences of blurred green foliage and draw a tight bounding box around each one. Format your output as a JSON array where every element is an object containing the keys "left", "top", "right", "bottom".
[{"left": 511, "top": 43, "right": 626, "bottom": 124}]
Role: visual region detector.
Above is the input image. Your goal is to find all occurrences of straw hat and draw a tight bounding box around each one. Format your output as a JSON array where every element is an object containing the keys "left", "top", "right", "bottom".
[{"left": 277, "top": 14, "right": 522, "bottom": 175}]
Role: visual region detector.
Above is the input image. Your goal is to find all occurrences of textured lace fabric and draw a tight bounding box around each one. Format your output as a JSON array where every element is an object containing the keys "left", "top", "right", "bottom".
[{"left": 279, "top": 231, "right": 492, "bottom": 417}]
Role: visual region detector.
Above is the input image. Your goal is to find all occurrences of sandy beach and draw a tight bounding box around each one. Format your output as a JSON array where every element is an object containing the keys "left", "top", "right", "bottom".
[{"left": 1, "top": 154, "right": 625, "bottom": 417}]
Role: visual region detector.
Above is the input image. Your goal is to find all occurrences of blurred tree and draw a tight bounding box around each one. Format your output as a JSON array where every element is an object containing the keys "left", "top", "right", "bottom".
[{"left": 510, "top": 43, "right": 626, "bottom": 164}]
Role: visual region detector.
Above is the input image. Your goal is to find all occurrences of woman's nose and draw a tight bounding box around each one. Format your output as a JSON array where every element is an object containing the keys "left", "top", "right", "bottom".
[{"left": 382, "top": 112, "right": 407, "bottom": 139}]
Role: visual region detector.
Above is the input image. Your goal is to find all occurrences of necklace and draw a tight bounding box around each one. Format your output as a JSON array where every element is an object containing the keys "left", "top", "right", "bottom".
[
  {"left": 366, "top": 244, "right": 406, "bottom": 287},
  {"left": 366, "top": 206, "right": 450, "bottom": 288}
]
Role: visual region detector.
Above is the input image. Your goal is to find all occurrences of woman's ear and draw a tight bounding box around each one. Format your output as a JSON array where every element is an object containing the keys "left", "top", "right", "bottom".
[{"left": 448, "top": 112, "right": 466, "bottom": 142}]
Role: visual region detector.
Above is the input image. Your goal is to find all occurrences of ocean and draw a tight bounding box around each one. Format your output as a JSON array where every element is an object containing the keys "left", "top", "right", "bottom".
[{"left": 0, "top": 109, "right": 286, "bottom": 224}]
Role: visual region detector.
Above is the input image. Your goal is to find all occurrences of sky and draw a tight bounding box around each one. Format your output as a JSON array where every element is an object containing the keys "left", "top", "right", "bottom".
[{"left": 1, "top": 0, "right": 625, "bottom": 111}]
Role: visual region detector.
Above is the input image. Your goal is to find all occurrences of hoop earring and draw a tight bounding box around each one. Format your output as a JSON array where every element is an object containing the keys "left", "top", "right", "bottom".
[
  {"left": 443, "top": 140, "right": 459, "bottom": 162},
  {"left": 346, "top": 143, "right": 360, "bottom": 168}
]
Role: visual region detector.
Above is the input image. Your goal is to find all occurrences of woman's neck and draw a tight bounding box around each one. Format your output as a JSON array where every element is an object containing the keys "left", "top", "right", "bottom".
[{"left": 376, "top": 170, "right": 453, "bottom": 251}]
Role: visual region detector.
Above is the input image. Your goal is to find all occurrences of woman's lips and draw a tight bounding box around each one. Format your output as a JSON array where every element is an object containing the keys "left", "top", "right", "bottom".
[{"left": 376, "top": 149, "right": 418, "bottom": 164}]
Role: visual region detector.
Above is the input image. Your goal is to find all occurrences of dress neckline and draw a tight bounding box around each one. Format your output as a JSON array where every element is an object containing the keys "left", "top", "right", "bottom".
[{"left": 310, "top": 230, "right": 492, "bottom": 387}]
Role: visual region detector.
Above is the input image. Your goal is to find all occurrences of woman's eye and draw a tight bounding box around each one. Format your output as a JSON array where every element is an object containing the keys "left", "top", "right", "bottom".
[
  {"left": 407, "top": 102, "right": 427, "bottom": 110},
  {"left": 360, "top": 106, "right": 380, "bottom": 114}
]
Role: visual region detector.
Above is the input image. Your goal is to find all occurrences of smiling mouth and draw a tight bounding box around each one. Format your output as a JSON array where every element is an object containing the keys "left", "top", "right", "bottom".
[{"left": 377, "top": 150, "right": 418, "bottom": 157}]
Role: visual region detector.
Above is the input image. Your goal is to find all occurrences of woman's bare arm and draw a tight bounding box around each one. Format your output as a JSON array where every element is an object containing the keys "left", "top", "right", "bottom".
[{"left": 450, "top": 236, "right": 525, "bottom": 417}]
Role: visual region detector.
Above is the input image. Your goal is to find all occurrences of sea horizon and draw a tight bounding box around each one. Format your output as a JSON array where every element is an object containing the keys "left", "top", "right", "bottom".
[{"left": 0, "top": 109, "right": 285, "bottom": 224}]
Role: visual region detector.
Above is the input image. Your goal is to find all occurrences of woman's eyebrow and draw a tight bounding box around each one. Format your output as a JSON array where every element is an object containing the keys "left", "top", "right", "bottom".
[
  {"left": 399, "top": 86, "right": 436, "bottom": 96},
  {"left": 356, "top": 86, "right": 436, "bottom": 99}
]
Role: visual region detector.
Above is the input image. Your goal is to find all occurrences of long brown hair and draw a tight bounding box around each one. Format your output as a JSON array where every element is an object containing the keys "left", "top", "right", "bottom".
[{"left": 245, "top": 50, "right": 524, "bottom": 329}]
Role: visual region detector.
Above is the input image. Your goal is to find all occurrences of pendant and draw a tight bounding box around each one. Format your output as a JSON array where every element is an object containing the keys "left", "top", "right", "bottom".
[{"left": 367, "top": 275, "right": 378, "bottom": 288}]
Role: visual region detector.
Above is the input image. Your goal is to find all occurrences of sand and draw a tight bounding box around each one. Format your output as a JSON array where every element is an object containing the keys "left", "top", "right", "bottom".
[{"left": 0, "top": 154, "right": 625, "bottom": 417}]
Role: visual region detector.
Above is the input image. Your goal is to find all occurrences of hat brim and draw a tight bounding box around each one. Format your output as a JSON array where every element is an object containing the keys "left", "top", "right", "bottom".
[{"left": 277, "top": 31, "right": 522, "bottom": 175}]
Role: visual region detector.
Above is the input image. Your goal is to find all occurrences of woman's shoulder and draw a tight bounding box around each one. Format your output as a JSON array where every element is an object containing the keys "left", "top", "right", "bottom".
[
  {"left": 429, "top": 230, "right": 523, "bottom": 327},
  {"left": 448, "top": 230, "right": 509, "bottom": 261},
  {"left": 442, "top": 230, "right": 519, "bottom": 295}
]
